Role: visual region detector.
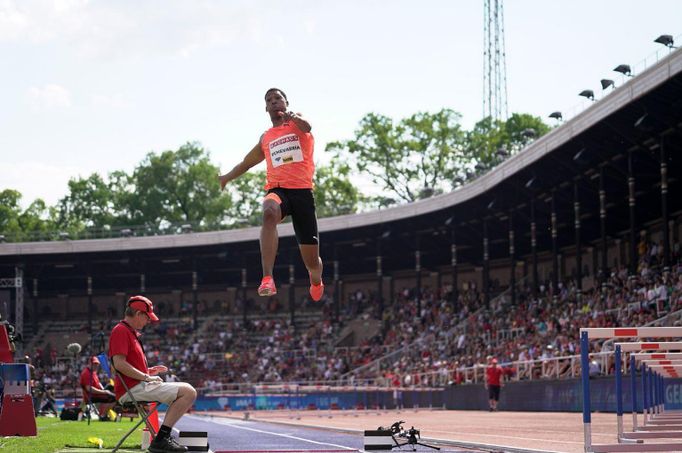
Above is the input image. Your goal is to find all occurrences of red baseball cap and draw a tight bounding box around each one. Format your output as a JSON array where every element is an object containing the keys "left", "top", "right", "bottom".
[{"left": 128, "top": 295, "right": 160, "bottom": 322}]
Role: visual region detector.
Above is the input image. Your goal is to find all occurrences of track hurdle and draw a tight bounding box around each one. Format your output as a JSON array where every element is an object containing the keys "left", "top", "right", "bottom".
[
  {"left": 631, "top": 352, "right": 682, "bottom": 421},
  {"left": 620, "top": 362, "right": 682, "bottom": 441},
  {"left": 621, "top": 345, "right": 682, "bottom": 428},
  {"left": 623, "top": 344, "right": 682, "bottom": 427},
  {"left": 640, "top": 360, "right": 682, "bottom": 418},
  {"left": 630, "top": 347, "right": 682, "bottom": 434},
  {"left": 581, "top": 327, "right": 682, "bottom": 452}
]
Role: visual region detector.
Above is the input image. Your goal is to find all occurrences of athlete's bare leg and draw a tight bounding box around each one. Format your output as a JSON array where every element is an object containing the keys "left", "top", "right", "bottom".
[
  {"left": 299, "top": 244, "right": 322, "bottom": 284},
  {"left": 260, "top": 199, "right": 282, "bottom": 277}
]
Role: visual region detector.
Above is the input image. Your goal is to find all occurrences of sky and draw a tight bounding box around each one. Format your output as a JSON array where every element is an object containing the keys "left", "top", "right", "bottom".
[{"left": 1, "top": 0, "right": 680, "bottom": 209}]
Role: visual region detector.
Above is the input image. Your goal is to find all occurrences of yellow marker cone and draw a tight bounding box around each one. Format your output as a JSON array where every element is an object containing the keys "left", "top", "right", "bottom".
[{"left": 88, "top": 436, "right": 104, "bottom": 449}]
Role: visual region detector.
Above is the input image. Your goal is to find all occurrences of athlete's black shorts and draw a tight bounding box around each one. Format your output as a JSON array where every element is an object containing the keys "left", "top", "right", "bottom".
[{"left": 265, "top": 188, "right": 319, "bottom": 245}]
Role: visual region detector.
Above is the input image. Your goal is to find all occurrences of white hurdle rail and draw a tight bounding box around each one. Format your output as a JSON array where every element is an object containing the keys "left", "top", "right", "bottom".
[
  {"left": 580, "top": 327, "right": 682, "bottom": 452},
  {"left": 616, "top": 342, "right": 682, "bottom": 352},
  {"left": 633, "top": 353, "right": 682, "bottom": 360},
  {"left": 583, "top": 327, "right": 682, "bottom": 338}
]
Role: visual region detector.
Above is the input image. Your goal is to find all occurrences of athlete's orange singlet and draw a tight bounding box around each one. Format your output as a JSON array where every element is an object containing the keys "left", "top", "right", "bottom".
[{"left": 261, "top": 121, "right": 315, "bottom": 190}]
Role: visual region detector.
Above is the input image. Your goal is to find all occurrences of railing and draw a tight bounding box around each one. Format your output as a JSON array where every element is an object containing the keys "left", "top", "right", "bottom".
[
  {"left": 43, "top": 345, "right": 644, "bottom": 400},
  {"left": 454, "top": 351, "right": 613, "bottom": 384},
  {"left": 192, "top": 350, "right": 617, "bottom": 396},
  {"left": 47, "top": 349, "right": 613, "bottom": 399},
  {"left": 0, "top": 219, "right": 250, "bottom": 243}
]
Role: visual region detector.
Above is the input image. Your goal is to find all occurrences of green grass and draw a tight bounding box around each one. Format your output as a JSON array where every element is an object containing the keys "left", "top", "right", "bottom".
[{"left": 0, "top": 416, "right": 145, "bottom": 453}]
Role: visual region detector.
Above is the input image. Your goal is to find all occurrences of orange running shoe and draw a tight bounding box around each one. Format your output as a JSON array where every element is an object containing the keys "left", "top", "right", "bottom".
[
  {"left": 309, "top": 273, "right": 324, "bottom": 302},
  {"left": 258, "top": 276, "right": 277, "bottom": 296}
]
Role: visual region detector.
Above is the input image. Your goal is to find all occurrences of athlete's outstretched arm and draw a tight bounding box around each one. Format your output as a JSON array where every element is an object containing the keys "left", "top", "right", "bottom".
[
  {"left": 219, "top": 142, "right": 265, "bottom": 190},
  {"left": 281, "top": 111, "right": 312, "bottom": 133}
]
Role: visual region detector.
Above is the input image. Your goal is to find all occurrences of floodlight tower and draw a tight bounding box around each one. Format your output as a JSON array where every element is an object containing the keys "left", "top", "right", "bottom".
[{"left": 483, "top": 0, "right": 508, "bottom": 121}]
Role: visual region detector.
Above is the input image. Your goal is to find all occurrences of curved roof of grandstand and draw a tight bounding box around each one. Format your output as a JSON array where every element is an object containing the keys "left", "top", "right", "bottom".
[{"left": 1, "top": 48, "right": 681, "bottom": 290}]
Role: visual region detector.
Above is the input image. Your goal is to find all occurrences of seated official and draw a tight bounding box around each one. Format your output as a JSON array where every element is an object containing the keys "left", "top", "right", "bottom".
[
  {"left": 80, "top": 355, "right": 116, "bottom": 418},
  {"left": 109, "top": 295, "right": 196, "bottom": 453}
]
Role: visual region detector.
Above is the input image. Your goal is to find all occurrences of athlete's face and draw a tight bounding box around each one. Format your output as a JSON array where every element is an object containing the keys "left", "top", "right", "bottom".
[{"left": 265, "top": 90, "right": 288, "bottom": 118}]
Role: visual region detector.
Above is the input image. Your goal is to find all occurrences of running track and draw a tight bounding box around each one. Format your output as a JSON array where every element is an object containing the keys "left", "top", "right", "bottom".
[{"left": 173, "top": 414, "right": 479, "bottom": 453}]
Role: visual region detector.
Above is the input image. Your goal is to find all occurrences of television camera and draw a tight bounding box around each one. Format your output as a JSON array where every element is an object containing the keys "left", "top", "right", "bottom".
[
  {"left": 0, "top": 314, "right": 21, "bottom": 362},
  {"left": 0, "top": 315, "right": 20, "bottom": 351}
]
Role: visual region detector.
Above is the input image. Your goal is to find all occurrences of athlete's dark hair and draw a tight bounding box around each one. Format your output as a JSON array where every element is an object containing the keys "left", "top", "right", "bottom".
[{"left": 264, "top": 88, "right": 287, "bottom": 102}]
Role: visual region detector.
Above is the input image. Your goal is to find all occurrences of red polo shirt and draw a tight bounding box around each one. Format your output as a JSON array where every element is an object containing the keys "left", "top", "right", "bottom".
[
  {"left": 79, "top": 367, "right": 103, "bottom": 402},
  {"left": 108, "top": 321, "right": 148, "bottom": 401},
  {"left": 486, "top": 365, "right": 503, "bottom": 386}
]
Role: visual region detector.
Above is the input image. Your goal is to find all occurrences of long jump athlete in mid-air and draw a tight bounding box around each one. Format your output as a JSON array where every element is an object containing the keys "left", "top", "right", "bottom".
[{"left": 219, "top": 88, "right": 324, "bottom": 301}]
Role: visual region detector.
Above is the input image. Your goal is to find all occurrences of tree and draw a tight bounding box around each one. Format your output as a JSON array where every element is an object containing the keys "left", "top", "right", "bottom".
[
  {"left": 326, "top": 109, "right": 466, "bottom": 204},
  {"left": 226, "top": 170, "right": 267, "bottom": 227},
  {"left": 107, "top": 170, "right": 137, "bottom": 227},
  {"left": 4, "top": 140, "right": 360, "bottom": 240},
  {"left": 329, "top": 110, "right": 551, "bottom": 205},
  {"left": 313, "top": 160, "right": 363, "bottom": 217},
  {"left": 20, "top": 199, "right": 56, "bottom": 238},
  {"left": 126, "top": 142, "right": 232, "bottom": 231},
  {"left": 0, "top": 189, "right": 54, "bottom": 241},
  {"left": 54, "top": 173, "right": 119, "bottom": 231},
  {"left": 464, "top": 113, "right": 551, "bottom": 178},
  {"left": 2, "top": 111, "right": 551, "bottom": 241},
  {"left": 0, "top": 190, "right": 23, "bottom": 234}
]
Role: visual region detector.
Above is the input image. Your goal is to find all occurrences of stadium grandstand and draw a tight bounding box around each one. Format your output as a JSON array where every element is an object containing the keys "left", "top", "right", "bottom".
[{"left": 2, "top": 42, "right": 682, "bottom": 429}]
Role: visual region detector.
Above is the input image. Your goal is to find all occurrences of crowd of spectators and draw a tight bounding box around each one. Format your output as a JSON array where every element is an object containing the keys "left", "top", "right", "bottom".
[
  {"left": 365, "top": 238, "right": 682, "bottom": 386},
  {"left": 23, "top": 238, "right": 682, "bottom": 397}
]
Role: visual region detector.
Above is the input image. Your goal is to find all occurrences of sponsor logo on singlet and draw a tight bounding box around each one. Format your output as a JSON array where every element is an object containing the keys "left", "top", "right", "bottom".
[{"left": 268, "top": 133, "right": 303, "bottom": 168}]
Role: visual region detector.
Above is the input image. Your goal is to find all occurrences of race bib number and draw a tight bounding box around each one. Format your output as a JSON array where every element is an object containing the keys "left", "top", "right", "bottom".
[{"left": 268, "top": 133, "right": 303, "bottom": 168}]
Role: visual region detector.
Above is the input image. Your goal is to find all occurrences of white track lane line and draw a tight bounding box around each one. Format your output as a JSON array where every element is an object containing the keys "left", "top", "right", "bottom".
[{"left": 188, "top": 415, "right": 364, "bottom": 452}]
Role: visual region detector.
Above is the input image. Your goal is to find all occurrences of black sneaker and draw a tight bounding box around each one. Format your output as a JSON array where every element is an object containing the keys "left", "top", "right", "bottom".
[{"left": 148, "top": 435, "right": 188, "bottom": 453}]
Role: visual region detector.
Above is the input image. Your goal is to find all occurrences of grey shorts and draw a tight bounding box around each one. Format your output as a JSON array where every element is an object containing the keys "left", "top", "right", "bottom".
[{"left": 118, "top": 381, "right": 181, "bottom": 406}]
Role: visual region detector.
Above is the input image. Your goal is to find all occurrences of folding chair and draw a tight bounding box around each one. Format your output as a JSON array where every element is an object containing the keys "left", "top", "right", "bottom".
[
  {"left": 111, "top": 370, "right": 160, "bottom": 453},
  {"left": 114, "top": 401, "right": 139, "bottom": 422},
  {"left": 82, "top": 385, "right": 113, "bottom": 423}
]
